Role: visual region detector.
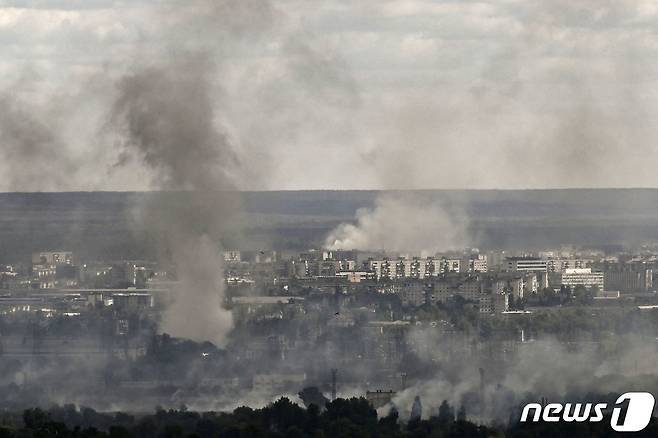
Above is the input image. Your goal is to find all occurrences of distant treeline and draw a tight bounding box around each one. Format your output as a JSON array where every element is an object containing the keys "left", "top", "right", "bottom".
[
  {"left": 2, "top": 398, "right": 658, "bottom": 437},
  {"left": 4, "top": 189, "right": 658, "bottom": 262}
]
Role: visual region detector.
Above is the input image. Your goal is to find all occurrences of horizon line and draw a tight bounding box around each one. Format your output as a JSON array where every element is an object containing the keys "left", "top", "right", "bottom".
[{"left": 2, "top": 187, "right": 658, "bottom": 194}]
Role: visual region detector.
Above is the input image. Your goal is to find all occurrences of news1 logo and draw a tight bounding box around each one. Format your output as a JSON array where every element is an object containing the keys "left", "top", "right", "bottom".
[{"left": 520, "top": 392, "right": 656, "bottom": 432}]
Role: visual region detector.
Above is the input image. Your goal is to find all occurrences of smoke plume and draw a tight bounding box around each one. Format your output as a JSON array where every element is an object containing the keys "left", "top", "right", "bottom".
[
  {"left": 108, "top": 0, "right": 274, "bottom": 345},
  {"left": 325, "top": 193, "right": 468, "bottom": 255},
  {"left": 110, "top": 60, "right": 238, "bottom": 344}
]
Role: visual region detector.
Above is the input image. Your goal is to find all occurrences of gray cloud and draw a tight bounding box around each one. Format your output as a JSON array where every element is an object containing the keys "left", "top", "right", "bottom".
[
  {"left": 1, "top": 0, "right": 658, "bottom": 191},
  {"left": 0, "top": 93, "right": 73, "bottom": 192}
]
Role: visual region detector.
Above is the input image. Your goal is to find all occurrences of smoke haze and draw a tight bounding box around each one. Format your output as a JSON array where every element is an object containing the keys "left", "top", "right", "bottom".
[
  {"left": 0, "top": 0, "right": 361, "bottom": 343},
  {"left": 1, "top": 1, "right": 658, "bottom": 190},
  {"left": 325, "top": 193, "right": 468, "bottom": 255},
  {"left": 392, "top": 329, "right": 658, "bottom": 423},
  {"left": 3, "top": 0, "right": 658, "bottom": 425}
]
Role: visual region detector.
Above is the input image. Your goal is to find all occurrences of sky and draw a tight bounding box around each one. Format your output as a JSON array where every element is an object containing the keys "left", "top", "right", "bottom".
[{"left": 1, "top": 0, "right": 658, "bottom": 191}]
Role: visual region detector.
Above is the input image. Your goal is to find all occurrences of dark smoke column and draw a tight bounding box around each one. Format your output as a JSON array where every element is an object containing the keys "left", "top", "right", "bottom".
[{"left": 111, "top": 54, "right": 240, "bottom": 345}]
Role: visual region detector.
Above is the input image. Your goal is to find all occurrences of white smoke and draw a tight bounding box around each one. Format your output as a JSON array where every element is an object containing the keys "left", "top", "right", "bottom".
[
  {"left": 160, "top": 235, "right": 234, "bottom": 345},
  {"left": 325, "top": 193, "right": 468, "bottom": 255},
  {"left": 392, "top": 330, "right": 658, "bottom": 423}
]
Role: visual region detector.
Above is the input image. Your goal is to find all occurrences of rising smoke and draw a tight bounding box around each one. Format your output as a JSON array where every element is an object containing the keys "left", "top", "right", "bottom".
[
  {"left": 0, "top": 0, "right": 359, "bottom": 344},
  {"left": 104, "top": 0, "right": 365, "bottom": 343},
  {"left": 0, "top": 93, "right": 74, "bottom": 192},
  {"left": 108, "top": 0, "right": 276, "bottom": 345},
  {"left": 325, "top": 193, "right": 468, "bottom": 255},
  {"left": 392, "top": 328, "right": 658, "bottom": 423}
]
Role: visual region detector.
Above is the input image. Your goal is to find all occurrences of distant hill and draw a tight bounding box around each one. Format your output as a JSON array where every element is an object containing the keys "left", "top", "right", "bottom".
[{"left": 1, "top": 189, "right": 658, "bottom": 262}]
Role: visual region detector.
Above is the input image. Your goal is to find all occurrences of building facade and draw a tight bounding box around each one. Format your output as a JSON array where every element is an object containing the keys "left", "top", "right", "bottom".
[{"left": 559, "top": 268, "right": 604, "bottom": 290}]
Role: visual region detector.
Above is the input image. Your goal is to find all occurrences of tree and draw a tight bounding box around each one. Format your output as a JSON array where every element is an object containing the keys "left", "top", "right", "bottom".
[
  {"left": 410, "top": 396, "right": 422, "bottom": 421},
  {"left": 457, "top": 405, "right": 467, "bottom": 422},
  {"left": 298, "top": 387, "right": 329, "bottom": 410},
  {"left": 266, "top": 398, "right": 306, "bottom": 433},
  {"left": 437, "top": 400, "right": 454, "bottom": 425},
  {"left": 573, "top": 285, "right": 593, "bottom": 305},
  {"left": 323, "top": 397, "right": 377, "bottom": 431},
  {"left": 540, "top": 288, "right": 556, "bottom": 306},
  {"left": 23, "top": 408, "right": 50, "bottom": 430}
]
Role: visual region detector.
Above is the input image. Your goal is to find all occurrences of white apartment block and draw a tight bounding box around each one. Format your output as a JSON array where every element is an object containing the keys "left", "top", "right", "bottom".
[
  {"left": 367, "top": 257, "right": 469, "bottom": 280},
  {"left": 547, "top": 258, "right": 593, "bottom": 273},
  {"left": 506, "top": 257, "right": 548, "bottom": 272},
  {"left": 559, "top": 268, "right": 604, "bottom": 290}
]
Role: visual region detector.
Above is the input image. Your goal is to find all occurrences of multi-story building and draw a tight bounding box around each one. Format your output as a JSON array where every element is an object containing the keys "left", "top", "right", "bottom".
[
  {"left": 362, "top": 256, "right": 486, "bottom": 280},
  {"left": 32, "top": 251, "right": 75, "bottom": 289},
  {"left": 112, "top": 293, "right": 155, "bottom": 311},
  {"left": 32, "top": 264, "right": 57, "bottom": 288},
  {"left": 428, "top": 276, "right": 482, "bottom": 304},
  {"left": 558, "top": 268, "right": 604, "bottom": 290},
  {"left": 505, "top": 257, "right": 547, "bottom": 273},
  {"left": 439, "top": 258, "right": 461, "bottom": 273},
  {"left": 409, "top": 258, "right": 429, "bottom": 278},
  {"left": 461, "top": 255, "right": 488, "bottom": 272},
  {"left": 603, "top": 265, "right": 653, "bottom": 293},
  {"left": 367, "top": 258, "right": 439, "bottom": 280},
  {"left": 394, "top": 259, "right": 410, "bottom": 279},
  {"left": 485, "top": 272, "right": 539, "bottom": 299},
  {"left": 594, "top": 261, "right": 653, "bottom": 293},
  {"left": 289, "top": 259, "right": 313, "bottom": 278},
  {"left": 394, "top": 281, "right": 427, "bottom": 307},
  {"left": 479, "top": 293, "right": 509, "bottom": 314},
  {"left": 426, "top": 275, "right": 510, "bottom": 313},
  {"left": 486, "top": 251, "right": 509, "bottom": 271},
  {"left": 335, "top": 271, "right": 376, "bottom": 283},
  {"left": 32, "top": 251, "right": 74, "bottom": 266},
  {"left": 367, "top": 259, "right": 393, "bottom": 280},
  {"left": 316, "top": 260, "right": 358, "bottom": 277},
  {"left": 546, "top": 258, "right": 593, "bottom": 273},
  {"left": 223, "top": 250, "right": 241, "bottom": 263},
  {"left": 322, "top": 249, "right": 357, "bottom": 262}
]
